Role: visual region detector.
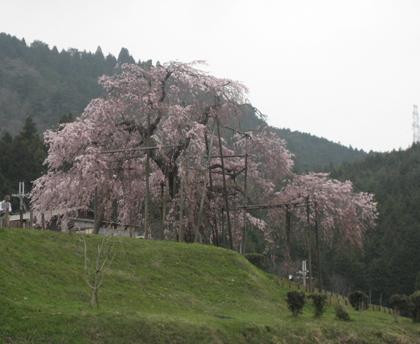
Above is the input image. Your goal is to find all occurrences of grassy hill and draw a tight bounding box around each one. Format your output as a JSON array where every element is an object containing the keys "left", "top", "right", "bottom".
[{"left": 1, "top": 228, "right": 419, "bottom": 344}]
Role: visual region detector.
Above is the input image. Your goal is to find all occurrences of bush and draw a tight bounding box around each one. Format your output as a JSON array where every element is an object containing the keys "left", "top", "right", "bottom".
[
  {"left": 286, "top": 290, "right": 306, "bottom": 316},
  {"left": 416, "top": 271, "right": 420, "bottom": 291},
  {"left": 349, "top": 290, "right": 369, "bottom": 320},
  {"left": 348, "top": 291, "right": 369, "bottom": 311},
  {"left": 408, "top": 291, "right": 420, "bottom": 322},
  {"left": 244, "top": 253, "right": 266, "bottom": 270},
  {"left": 334, "top": 304, "right": 350, "bottom": 321},
  {"left": 308, "top": 294, "right": 328, "bottom": 317},
  {"left": 389, "top": 294, "right": 408, "bottom": 323}
]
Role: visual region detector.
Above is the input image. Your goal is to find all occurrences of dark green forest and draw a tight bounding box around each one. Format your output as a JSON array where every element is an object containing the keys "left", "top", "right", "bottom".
[
  {"left": 314, "top": 145, "right": 420, "bottom": 307},
  {"left": 0, "top": 32, "right": 419, "bottom": 308},
  {"left": 0, "top": 117, "right": 46, "bottom": 211}
]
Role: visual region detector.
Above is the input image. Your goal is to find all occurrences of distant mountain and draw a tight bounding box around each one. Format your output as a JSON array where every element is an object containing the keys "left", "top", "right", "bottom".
[
  {"left": 0, "top": 33, "right": 109, "bottom": 134},
  {"left": 0, "top": 32, "right": 367, "bottom": 171}
]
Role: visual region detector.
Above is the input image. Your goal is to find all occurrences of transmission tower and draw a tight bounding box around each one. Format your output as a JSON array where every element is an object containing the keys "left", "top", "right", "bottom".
[{"left": 413, "top": 105, "right": 420, "bottom": 144}]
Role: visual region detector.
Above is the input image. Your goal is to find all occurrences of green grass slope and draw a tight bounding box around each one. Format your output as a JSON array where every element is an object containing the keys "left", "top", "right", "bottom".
[{"left": 0, "top": 228, "right": 419, "bottom": 344}]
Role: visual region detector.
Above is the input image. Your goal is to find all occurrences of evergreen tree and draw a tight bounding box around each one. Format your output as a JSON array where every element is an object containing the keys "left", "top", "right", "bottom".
[
  {"left": 117, "top": 48, "right": 135, "bottom": 64},
  {"left": 94, "top": 46, "right": 105, "bottom": 60},
  {"left": 0, "top": 118, "right": 46, "bottom": 210},
  {"left": 58, "top": 111, "right": 74, "bottom": 125}
]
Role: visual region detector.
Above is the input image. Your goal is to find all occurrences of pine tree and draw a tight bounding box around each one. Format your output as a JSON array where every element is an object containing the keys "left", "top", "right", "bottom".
[{"left": 117, "top": 48, "right": 135, "bottom": 64}]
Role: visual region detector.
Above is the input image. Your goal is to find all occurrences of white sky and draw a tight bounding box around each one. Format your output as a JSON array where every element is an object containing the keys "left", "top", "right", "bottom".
[{"left": 2, "top": 0, "right": 420, "bottom": 152}]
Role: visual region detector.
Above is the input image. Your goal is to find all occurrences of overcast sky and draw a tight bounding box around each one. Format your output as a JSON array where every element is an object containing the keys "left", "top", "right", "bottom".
[{"left": 2, "top": 0, "right": 420, "bottom": 152}]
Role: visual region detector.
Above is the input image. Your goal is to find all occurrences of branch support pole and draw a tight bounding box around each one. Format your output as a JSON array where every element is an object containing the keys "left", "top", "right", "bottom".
[
  {"left": 285, "top": 205, "right": 291, "bottom": 276},
  {"left": 314, "top": 203, "right": 323, "bottom": 292},
  {"left": 144, "top": 111, "right": 151, "bottom": 239},
  {"left": 194, "top": 122, "right": 216, "bottom": 242},
  {"left": 216, "top": 117, "right": 233, "bottom": 250},
  {"left": 242, "top": 136, "right": 248, "bottom": 255},
  {"left": 178, "top": 178, "right": 185, "bottom": 242},
  {"left": 306, "top": 197, "right": 313, "bottom": 292},
  {"left": 205, "top": 132, "right": 219, "bottom": 247}
]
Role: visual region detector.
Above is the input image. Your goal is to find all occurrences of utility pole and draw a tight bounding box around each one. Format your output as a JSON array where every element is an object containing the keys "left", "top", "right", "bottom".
[
  {"left": 12, "top": 182, "right": 29, "bottom": 212},
  {"left": 297, "top": 260, "right": 309, "bottom": 286},
  {"left": 12, "top": 182, "right": 29, "bottom": 228}
]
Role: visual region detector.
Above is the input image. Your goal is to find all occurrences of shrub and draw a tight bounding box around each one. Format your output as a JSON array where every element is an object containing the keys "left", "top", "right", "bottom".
[
  {"left": 286, "top": 290, "right": 306, "bottom": 316},
  {"left": 349, "top": 290, "right": 369, "bottom": 320},
  {"left": 334, "top": 304, "right": 350, "bottom": 321},
  {"left": 348, "top": 291, "right": 369, "bottom": 311},
  {"left": 416, "top": 271, "right": 420, "bottom": 291},
  {"left": 408, "top": 291, "right": 420, "bottom": 322},
  {"left": 308, "top": 294, "right": 328, "bottom": 316},
  {"left": 244, "top": 253, "right": 266, "bottom": 270},
  {"left": 389, "top": 294, "right": 408, "bottom": 323}
]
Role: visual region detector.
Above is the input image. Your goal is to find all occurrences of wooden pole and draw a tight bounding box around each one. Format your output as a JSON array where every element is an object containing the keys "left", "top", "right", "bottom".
[
  {"left": 314, "top": 203, "right": 323, "bottom": 292},
  {"left": 306, "top": 197, "right": 313, "bottom": 292},
  {"left": 285, "top": 205, "right": 291, "bottom": 277},
  {"left": 216, "top": 117, "right": 233, "bottom": 250},
  {"left": 221, "top": 208, "right": 226, "bottom": 248},
  {"left": 144, "top": 111, "right": 151, "bottom": 239},
  {"left": 205, "top": 132, "right": 219, "bottom": 247},
  {"left": 194, "top": 122, "right": 216, "bottom": 243},
  {"left": 20, "top": 209, "right": 23, "bottom": 228},
  {"left": 29, "top": 210, "right": 33, "bottom": 229},
  {"left": 178, "top": 178, "right": 185, "bottom": 242},
  {"left": 242, "top": 137, "right": 248, "bottom": 255},
  {"left": 286, "top": 205, "right": 291, "bottom": 252},
  {"left": 159, "top": 183, "right": 164, "bottom": 239}
]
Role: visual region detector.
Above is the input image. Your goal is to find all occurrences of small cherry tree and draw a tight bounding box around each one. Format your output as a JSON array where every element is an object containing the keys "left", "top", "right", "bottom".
[
  {"left": 82, "top": 233, "right": 117, "bottom": 308},
  {"left": 265, "top": 172, "right": 377, "bottom": 289}
]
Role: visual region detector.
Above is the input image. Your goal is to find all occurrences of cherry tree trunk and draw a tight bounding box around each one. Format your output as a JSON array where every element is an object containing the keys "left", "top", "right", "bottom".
[{"left": 93, "top": 204, "right": 105, "bottom": 234}]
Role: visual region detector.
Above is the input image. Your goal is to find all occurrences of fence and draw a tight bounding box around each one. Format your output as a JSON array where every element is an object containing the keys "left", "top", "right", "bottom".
[
  {"left": 1, "top": 208, "right": 34, "bottom": 229},
  {"left": 274, "top": 277, "right": 393, "bottom": 315}
]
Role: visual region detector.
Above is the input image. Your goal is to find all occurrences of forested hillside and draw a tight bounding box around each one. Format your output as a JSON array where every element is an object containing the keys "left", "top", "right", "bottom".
[
  {"left": 0, "top": 33, "right": 152, "bottom": 135},
  {"left": 272, "top": 127, "right": 367, "bottom": 172},
  {"left": 0, "top": 32, "right": 366, "bottom": 173},
  {"left": 318, "top": 144, "right": 420, "bottom": 306}
]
